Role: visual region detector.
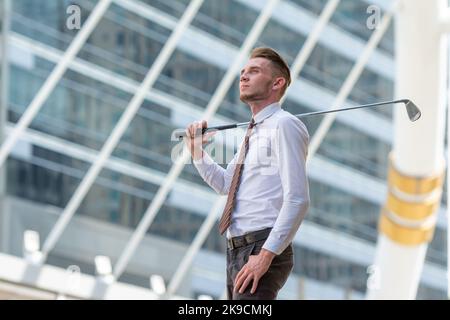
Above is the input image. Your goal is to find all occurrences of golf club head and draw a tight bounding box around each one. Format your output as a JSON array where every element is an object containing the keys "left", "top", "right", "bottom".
[{"left": 404, "top": 99, "right": 421, "bottom": 122}]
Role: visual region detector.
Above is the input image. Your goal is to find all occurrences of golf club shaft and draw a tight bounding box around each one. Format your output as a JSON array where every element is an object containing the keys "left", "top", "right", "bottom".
[{"left": 174, "top": 99, "right": 409, "bottom": 140}]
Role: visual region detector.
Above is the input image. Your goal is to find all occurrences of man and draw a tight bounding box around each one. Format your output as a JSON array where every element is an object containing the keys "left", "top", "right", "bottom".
[{"left": 184, "top": 47, "right": 310, "bottom": 300}]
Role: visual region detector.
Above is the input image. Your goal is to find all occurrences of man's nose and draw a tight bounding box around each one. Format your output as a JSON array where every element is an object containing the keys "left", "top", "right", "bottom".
[{"left": 240, "top": 74, "right": 249, "bottom": 82}]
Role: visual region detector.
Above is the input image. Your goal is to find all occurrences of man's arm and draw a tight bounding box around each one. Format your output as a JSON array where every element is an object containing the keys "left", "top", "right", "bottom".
[{"left": 193, "top": 152, "right": 238, "bottom": 195}]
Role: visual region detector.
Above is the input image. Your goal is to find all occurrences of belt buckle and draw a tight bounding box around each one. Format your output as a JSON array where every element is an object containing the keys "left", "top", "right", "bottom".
[
  {"left": 234, "top": 237, "right": 246, "bottom": 249},
  {"left": 229, "top": 237, "right": 246, "bottom": 250},
  {"left": 228, "top": 239, "right": 235, "bottom": 250},
  {"left": 245, "top": 234, "right": 256, "bottom": 244}
]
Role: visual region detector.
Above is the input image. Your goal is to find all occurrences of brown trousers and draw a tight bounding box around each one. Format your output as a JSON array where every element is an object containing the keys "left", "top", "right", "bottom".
[{"left": 226, "top": 232, "right": 294, "bottom": 300}]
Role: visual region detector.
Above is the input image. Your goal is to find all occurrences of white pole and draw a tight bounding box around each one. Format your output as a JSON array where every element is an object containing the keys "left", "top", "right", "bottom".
[
  {"left": 368, "top": 0, "right": 447, "bottom": 299},
  {"left": 113, "top": 0, "right": 281, "bottom": 281},
  {"left": 41, "top": 0, "right": 205, "bottom": 259}
]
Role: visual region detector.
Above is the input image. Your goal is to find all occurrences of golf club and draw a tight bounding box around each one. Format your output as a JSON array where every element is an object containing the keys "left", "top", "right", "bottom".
[{"left": 172, "top": 99, "right": 421, "bottom": 140}]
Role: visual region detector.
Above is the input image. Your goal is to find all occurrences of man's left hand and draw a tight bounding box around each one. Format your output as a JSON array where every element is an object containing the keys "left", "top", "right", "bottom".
[{"left": 234, "top": 249, "right": 276, "bottom": 295}]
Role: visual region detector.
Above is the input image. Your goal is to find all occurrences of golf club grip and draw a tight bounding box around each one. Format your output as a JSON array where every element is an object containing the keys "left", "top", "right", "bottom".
[{"left": 173, "top": 123, "right": 238, "bottom": 140}]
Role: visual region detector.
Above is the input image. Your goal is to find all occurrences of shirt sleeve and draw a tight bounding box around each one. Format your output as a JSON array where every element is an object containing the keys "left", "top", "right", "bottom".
[
  {"left": 262, "top": 116, "right": 310, "bottom": 255},
  {"left": 193, "top": 150, "right": 239, "bottom": 196}
]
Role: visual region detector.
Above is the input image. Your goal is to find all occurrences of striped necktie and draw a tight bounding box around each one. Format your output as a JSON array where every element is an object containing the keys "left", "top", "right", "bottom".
[{"left": 218, "top": 118, "right": 256, "bottom": 235}]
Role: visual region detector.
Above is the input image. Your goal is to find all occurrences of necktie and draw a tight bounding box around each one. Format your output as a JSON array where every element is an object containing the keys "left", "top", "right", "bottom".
[{"left": 218, "top": 118, "right": 256, "bottom": 235}]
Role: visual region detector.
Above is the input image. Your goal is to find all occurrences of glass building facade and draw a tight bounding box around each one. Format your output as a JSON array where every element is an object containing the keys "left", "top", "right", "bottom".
[{"left": 0, "top": 0, "right": 447, "bottom": 299}]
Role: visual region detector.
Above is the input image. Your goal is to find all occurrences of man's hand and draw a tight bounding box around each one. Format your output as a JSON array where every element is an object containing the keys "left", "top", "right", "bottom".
[
  {"left": 234, "top": 249, "right": 276, "bottom": 295},
  {"left": 184, "top": 120, "right": 216, "bottom": 160}
]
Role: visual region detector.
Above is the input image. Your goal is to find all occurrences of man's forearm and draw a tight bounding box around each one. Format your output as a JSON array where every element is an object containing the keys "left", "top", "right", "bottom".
[
  {"left": 262, "top": 200, "right": 309, "bottom": 255},
  {"left": 191, "top": 147, "right": 204, "bottom": 161},
  {"left": 193, "top": 151, "right": 229, "bottom": 195}
]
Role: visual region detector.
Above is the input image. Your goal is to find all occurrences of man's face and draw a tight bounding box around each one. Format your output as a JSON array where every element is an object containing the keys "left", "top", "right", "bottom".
[{"left": 239, "top": 57, "right": 275, "bottom": 103}]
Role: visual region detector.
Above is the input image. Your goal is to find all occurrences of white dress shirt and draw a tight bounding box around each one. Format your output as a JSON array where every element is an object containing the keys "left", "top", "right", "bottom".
[{"left": 193, "top": 102, "right": 310, "bottom": 255}]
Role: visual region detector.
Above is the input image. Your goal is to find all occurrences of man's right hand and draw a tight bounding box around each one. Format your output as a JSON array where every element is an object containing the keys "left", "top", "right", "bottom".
[{"left": 184, "top": 120, "right": 216, "bottom": 161}]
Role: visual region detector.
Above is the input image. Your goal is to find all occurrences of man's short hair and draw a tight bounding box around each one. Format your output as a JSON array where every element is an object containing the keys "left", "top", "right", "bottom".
[{"left": 250, "top": 47, "right": 291, "bottom": 97}]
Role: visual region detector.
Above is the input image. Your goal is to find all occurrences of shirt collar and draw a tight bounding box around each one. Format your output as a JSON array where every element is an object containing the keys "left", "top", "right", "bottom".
[{"left": 253, "top": 102, "right": 281, "bottom": 124}]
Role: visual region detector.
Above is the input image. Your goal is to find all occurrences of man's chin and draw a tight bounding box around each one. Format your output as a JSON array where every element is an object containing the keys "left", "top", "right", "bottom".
[{"left": 240, "top": 94, "right": 254, "bottom": 103}]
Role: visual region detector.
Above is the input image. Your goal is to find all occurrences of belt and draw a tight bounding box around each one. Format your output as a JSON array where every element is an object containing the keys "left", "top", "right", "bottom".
[{"left": 227, "top": 228, "right": 272, "bottom": 250}]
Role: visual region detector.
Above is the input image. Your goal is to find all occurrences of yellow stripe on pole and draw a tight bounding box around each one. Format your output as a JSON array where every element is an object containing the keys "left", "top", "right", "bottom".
[
  {"left": 379, "top": 213, "right": 435, "bottom": 245},
  {"left": 388, "top": 156, "right": 444, "bottom": 194},
  {"left": 386, "top": 193, "right": 439, "bottom": 220},
  {"left": 379, "top": 154, "right": 445, "bottom": 246}
]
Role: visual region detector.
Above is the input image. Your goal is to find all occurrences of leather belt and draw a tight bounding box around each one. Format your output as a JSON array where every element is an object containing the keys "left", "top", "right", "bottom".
[{"left": 227, "top": 228, "right": 272, "bottom": 250}]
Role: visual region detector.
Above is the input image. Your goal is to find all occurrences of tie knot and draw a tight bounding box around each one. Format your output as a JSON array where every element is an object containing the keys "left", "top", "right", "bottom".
[{"left": 249, "top": 118, "right": 256, "bottom": 129}]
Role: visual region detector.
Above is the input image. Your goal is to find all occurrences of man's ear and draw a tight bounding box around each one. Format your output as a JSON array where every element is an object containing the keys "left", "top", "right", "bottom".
[{"left": 272, "top": 77, "right": 286, "bottom": 91}]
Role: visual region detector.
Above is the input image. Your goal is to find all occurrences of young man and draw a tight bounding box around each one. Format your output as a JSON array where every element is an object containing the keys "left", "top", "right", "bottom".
[{"left": 184, "top": 47, "right": 310, "bottom": 300}]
